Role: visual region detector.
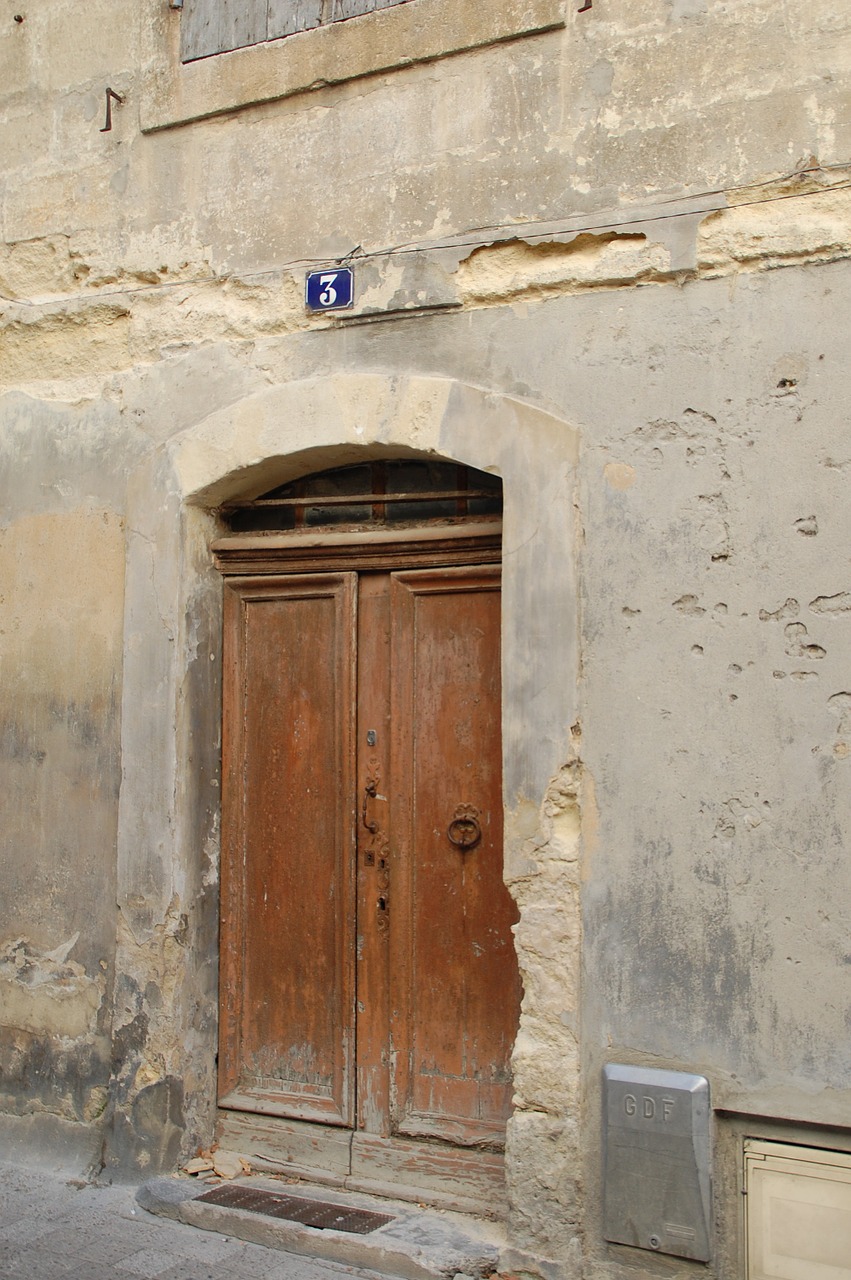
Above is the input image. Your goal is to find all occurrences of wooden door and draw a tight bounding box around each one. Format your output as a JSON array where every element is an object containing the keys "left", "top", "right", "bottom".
[
  {"left": 218, "top": 561, "right": 520, "bottom": 1166},
  {"left": 219, "top": 573, "right": 358, "bottom": 1126}
]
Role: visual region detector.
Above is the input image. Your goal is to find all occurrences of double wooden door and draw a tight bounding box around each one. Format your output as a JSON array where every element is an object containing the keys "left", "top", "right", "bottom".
[{"left": 218, "top": 559, "right": 520, "bottom": 1171}]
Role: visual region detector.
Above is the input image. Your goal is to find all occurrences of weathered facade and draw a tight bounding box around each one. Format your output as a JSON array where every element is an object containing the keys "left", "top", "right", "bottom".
[{"left": 2, "top": 0, "right": 851, "bottom": 1274}]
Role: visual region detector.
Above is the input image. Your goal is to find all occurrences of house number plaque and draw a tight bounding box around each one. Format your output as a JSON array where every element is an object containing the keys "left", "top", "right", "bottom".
[{"left": 305, "top": 266, "right": 354, "bottom": 312}]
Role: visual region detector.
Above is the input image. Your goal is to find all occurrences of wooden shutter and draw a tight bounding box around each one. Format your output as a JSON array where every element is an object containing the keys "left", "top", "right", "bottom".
[
  {"left": 181, "top": 0, "right": 267, "bottom": 61},
  {"left": 267, "top": 0, "right": 323, "bottom": 40},
  {"left": 182, "top": 0, "right": 413, "bottom": 62},
  {"left": 328, "top": 0, "right": 411, "bottom": 18}
]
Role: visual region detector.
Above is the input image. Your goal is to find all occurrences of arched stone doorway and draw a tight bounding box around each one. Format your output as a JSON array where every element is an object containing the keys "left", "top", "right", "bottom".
[
  {"left": 213, "top": 457, "right": 518, "bottom": 1206},
  {"left": 113, "top": 375, "right": 580, "bottom": 1244}
]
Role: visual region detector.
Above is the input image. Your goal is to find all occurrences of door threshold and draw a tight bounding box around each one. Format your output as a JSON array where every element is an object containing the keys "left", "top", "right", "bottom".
[
  {"left": 217, "top": 1109, "right": 509, "bottom": 1218},
  {"left": 138, "top": 1173, "right": 507, "bottom": 1280}
]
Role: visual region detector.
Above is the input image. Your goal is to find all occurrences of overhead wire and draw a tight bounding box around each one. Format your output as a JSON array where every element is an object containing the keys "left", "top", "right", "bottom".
[{"left": 1, "top": 164, "right": 849, "bottom": 310}]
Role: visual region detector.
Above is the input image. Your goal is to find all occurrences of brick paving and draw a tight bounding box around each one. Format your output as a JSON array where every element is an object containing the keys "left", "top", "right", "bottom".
[{"left": 0, "top": 1162, "right": 389, "bottom": 1280}]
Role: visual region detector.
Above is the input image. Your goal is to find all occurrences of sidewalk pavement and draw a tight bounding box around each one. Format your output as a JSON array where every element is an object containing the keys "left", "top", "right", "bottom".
[{"left": 0, "top": 1161, "right": 388, "bottom": 1280}]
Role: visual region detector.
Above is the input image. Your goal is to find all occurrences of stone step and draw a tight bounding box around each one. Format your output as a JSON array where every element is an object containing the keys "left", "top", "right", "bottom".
[{"left": 138, "top": 1174, "right": 507, "bottom": 1280}]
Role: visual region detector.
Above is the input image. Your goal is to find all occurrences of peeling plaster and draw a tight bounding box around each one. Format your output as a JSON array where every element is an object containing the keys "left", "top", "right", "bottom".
[
  {"left": 2, "top": 1, "right": 851, "bottom": 1268},
  {"left": 0, "top": 936, "right": 104, "bottom": 1041}
]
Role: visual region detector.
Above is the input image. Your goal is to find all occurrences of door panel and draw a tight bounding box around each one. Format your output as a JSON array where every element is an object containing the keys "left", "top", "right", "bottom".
[
  {"left": 218, "top": 560, "right": 520, "bottom": 1164},
  {"left": 354, "top": 573, "right": 392, "bottom": 1135},
  {"left": 219, "top": 574, "right": 357, "bottom": 1126},
  {"left": 389, "top": 566, "right": 520, "bottom": 1145}
]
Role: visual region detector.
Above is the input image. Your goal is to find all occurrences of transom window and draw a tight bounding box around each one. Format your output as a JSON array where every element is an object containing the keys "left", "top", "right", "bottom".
[
  {"left": 223, "top": 460, "right": 503, "bottom": 533},
  {"left": 182, "top": 0, "right": 414, "bottom": 63}
]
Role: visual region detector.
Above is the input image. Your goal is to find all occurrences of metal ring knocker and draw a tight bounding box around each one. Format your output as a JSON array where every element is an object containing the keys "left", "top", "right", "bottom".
[{"left": 447, "top": 806, "right": 482, "bottom": 851}]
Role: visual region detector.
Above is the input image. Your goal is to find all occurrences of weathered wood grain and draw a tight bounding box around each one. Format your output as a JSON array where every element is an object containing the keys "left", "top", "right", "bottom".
[
  {"left": 182, "top": 0, "right": 267, "bottom": 61},
  {"left": 268, "top": 0, "right": 323, "bottom": 40}
]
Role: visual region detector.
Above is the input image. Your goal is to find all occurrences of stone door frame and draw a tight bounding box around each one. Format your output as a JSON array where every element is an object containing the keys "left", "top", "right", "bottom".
[{"left": 111, "top": 374, "right": 581, "bottom": 1269}]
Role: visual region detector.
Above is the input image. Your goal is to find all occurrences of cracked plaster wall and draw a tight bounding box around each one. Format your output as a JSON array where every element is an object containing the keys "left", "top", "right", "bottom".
[
  {"left": 1, "top": 0, "right": 851, "bottom": 1275},
  {"left": 0, "top": 396, "right": 138, "bottom": 1168}
]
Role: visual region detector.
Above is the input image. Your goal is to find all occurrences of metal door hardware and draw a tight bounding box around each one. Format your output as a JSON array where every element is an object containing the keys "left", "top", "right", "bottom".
[
  {"left": 362, "top": 777, "right": 378, "bottom": 833},
  {"left": 447, "top": 804, "right": 482, "bottom": 850}
]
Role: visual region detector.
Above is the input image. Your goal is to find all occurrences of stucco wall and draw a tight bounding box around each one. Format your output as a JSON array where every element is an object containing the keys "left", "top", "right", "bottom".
[{"left": 1, "top": 0, "right": 850, "bottom": 1274}]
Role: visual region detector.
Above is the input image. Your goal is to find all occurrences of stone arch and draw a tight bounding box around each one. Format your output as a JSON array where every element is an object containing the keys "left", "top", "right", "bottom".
[{"left": 111, "top": 375, "right": 581, "bottom": 1258}]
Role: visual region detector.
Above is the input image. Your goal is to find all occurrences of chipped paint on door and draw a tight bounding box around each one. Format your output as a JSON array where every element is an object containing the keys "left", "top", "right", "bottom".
[{"left": 218, "top": 556, "right": 520, "bottom": 1176}]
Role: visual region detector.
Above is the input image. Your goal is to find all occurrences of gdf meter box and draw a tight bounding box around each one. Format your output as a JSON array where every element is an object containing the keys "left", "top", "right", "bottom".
[{"left": 603, "top": 1064, "right": 711, "bottom": 1262}]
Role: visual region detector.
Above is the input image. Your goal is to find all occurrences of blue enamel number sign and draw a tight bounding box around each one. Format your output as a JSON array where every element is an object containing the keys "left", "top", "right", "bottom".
[{"left": 305, "top": 267, "right": 354, "bottom": 312}]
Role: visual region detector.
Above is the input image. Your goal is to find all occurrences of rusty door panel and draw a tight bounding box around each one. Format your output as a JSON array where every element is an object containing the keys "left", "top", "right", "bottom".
[
  {"left": 218, "top": 559, "right": 519, "bottom": 1160},
  {"left": 354, "top": 574, "right": 392, "bottom": 1135},
  {"left": 219, "top": 574, "right": 357, "bottom": 1126},
  {"left": 388, "top": 566, "right": 521, "bottom": 1146}
]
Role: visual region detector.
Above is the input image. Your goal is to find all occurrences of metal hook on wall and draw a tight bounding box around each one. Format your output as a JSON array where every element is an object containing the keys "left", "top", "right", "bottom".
[{"left": 99, "top": 88, "right": 124, "bottom": 133}]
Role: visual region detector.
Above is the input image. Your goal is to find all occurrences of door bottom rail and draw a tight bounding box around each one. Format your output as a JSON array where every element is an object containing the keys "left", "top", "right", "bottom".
[{"left": 216, "top": 1108, "right": 509, "bottom": 1218}]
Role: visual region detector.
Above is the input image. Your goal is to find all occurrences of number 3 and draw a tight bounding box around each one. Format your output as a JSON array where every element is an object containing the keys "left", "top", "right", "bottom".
[{"left": 319, "top": 273, "right": 338, "bottom": 306}]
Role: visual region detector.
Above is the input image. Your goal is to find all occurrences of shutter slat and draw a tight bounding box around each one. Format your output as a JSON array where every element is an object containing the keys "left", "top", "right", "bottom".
[
  {"left": 267, "top": 0, "right": 323, "bottom": 40},
  {"left": 183, "top": 0, "right": 413, "bottom": 60},
  {"left": 182, "top": 0, "right": 268, "bottom": 61},
  {"left": 329, "top": 0, "right": 413, "bottom": 20},
  {"left": 328, "top": 0, "right": 378, "bottom": 19}
]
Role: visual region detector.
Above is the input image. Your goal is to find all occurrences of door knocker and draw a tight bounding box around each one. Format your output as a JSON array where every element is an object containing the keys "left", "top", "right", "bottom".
[{"left": 448, "top": 804, "right": 482, "bottom": 850}]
